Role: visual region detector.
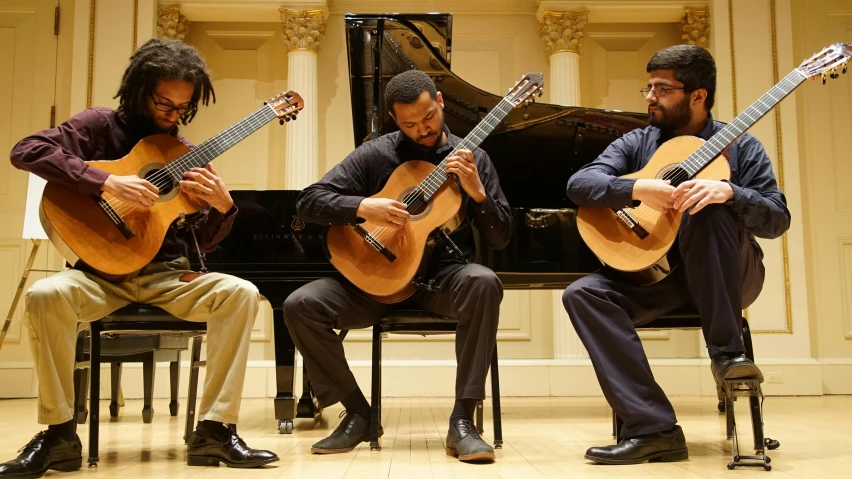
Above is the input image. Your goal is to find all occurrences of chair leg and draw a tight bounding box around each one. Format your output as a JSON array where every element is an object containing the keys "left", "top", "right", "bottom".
[
  {"left": 370, "top": 324, "right": 382, "bottom": 451},
  {"left": 88, "top": 322, "right": 101, "bottom": 467},
  {"left": 169, "top": 351, "right": 180, "bottom": 417},
  {"left": 490, "top": 344, "right": 503, "bottom": 448},
  {"left": 475, "top": 400, "right": 484, "bottom": 434},
  {"left": 74, "top": 368, "right": 89, "bottom": 425},
  {"left": 185, "top": 337, "right": 202, "bottom": 444},
  {"left": 142, "top": 352, "right": 155, "bottom": 424},
  {"left": 109, "top": 363, "right": 122, "bottom": 418},
  {"left": 742, "top": 318, "right": 755, "bottom": 362}
]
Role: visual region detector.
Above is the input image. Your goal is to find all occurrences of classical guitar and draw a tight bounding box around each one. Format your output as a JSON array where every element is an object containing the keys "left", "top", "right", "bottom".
[
  {"left": 577, "top": 43, "right": 851, "bottom": 285},
  {"left": 326, "top": 73, "right": 544, "bottom": 303},
  {"left": 40, "top": 91, "right": 304, "bottom": 277}
]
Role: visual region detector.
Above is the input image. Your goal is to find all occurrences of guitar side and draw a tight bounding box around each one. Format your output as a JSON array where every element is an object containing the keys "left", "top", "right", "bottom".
[{"left": 40, "top": 135, "right": 204, "bottom": 276}]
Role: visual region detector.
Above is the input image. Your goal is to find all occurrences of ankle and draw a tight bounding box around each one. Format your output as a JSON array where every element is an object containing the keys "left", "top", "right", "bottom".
[{"left": 47, "top": 420, "right": 76, "bottom": 440}]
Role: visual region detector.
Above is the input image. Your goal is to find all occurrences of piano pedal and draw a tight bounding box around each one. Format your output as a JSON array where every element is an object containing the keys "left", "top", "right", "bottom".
[{"left": 721, "top": 378, "right": 776, "bottom": 471}]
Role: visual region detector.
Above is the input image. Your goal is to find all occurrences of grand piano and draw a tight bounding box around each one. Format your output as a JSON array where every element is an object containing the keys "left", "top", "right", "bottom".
[{"left": 193, "top": 13, "right": 649, "bottom": 434}]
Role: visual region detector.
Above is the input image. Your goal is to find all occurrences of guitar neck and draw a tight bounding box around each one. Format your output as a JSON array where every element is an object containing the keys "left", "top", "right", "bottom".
[
  {"left": 164, "top": 104, "right": 278, "bottom": 178},
  {"left": 419, "top": 98, "right": 515, "bottom": 200},
  {"left": 681, "top": 69, "right": 807, "bottom": 181}
]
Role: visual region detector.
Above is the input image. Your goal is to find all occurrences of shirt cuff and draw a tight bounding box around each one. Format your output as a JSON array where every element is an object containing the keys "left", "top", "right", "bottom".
[
  {"left": 341, "top": 196, "right": 364, "bottom": 225},
  {"left": 614, "top": 177, "right": 637, "bottom": 207},
  {"left": 80, "top": 165, "right": 111, "bottom": 196}
]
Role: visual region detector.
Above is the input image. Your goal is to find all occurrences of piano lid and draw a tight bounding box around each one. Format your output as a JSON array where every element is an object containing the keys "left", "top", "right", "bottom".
[{"left": 344, "top": 13, "right": 649, "bottom": 210}]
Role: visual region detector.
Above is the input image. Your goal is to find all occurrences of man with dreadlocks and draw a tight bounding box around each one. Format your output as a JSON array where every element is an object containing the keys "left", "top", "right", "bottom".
[
  {"left": 283, "top": 69, "right": 512, "bottom": 462},
  {"left": 2, "top": 39, "right": 278, "bottom": 477}
]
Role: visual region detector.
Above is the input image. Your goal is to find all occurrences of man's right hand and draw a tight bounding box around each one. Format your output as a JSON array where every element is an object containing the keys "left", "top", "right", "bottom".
[
  {"left": 632, "top": 178, "right": 676, "bottom": 212},
  {"left": 356, "top": 197, "right": 410, "bottom": 227},
  {"left": 102, "top": 174, "right": 159, "bottom": 210}
]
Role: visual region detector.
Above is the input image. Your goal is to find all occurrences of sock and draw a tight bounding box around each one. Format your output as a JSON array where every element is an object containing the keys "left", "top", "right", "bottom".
[
  {"left": 47, "top": 419, "right": 76, "bottom": 440},
  {"left": 449, "top": 398, "right": 478, "bottom": 422},
  {"left": 341, "top": 389, "right": 370, "bottom": 418}
]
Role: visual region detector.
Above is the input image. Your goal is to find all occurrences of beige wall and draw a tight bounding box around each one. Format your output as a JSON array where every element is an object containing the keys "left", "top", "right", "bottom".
[{"left": 0, "top": 0, "right": 849, "bottom": 400}]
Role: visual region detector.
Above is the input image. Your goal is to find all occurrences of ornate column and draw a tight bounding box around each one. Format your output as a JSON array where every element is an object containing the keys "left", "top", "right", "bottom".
[
  {"left": 279, "top": 8, "right": 326, "bottom": 189},
  {"left": 538, "top": 10, "right": 587, "bottom": 106},
  {"left": 156, "top": 7, "right": 191, "bottom": 41},
  {"left": 539, "top": 10, "right": 589, "bottom": 359},
  {"left": 680, "top": 9, "right": 710, "bottom": 48}
]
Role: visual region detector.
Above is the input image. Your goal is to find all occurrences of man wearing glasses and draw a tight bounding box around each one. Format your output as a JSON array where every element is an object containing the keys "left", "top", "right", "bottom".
[
  {"left": 561, "top": 44, "right": 789, "bottom": 464},
  {"left": 2, "top": 39, "right": 279, "bottom": 478}
]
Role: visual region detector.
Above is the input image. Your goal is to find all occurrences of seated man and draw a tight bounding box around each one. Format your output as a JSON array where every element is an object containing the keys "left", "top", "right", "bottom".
[
  {"left": 284, "top": 70, "right": 512, "bottom": 462},
  {"left": 1, "top": 39, "right": 278, "bottom": 478},
  {"left": 562, "top": 44, "right": 790, "bottom": 465}
]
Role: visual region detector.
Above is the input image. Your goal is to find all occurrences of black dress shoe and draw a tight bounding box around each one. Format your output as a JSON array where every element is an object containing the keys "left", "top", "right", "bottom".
[
  {"left": 585, "top": 425, "right": 688, "bottom": 465},
  {"left": 0, "top": 431, "right": 82, "bottom": 479},
  {"left": 187, "top": 423, "right": 278, "bottom": 468},
  {"left": 311, "top": 412, "right": 382, "bottom": 454},
  {"left": 445, "top": 418, "right": 495, "bottom": 462},
  {"left": 711, "top": 353, "right": 764, "bottom": 384}
]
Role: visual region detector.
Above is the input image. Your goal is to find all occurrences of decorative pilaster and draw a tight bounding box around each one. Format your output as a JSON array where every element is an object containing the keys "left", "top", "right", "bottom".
[
  {"left": 680, "top": 9, "right": 711, "bottom": 49},
  {"left": 279, "top": 8, "right": 326, "bottom": 189},
  {"left": 156, "top": 7, "right": 190, "bottom": 41},
  {"left": 539, "top": 11, "right": 589, "bottom": 359},
  {"left": 538, "top": 10, "right": 588, "bottom": 107}
]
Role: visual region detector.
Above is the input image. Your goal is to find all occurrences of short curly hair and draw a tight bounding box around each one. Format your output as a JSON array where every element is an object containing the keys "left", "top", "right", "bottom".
[
  {"left": 646, "top": 44, "right": 716, "bottom": 111},
  {"left": 384, "top": 69, "right": 437, "bottom": 114},
  {"left": 114, "top": 38, "right": 215, "bottom": 125}
]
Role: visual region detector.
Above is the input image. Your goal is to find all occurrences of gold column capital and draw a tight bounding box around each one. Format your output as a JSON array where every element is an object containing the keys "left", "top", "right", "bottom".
[
  {"left": 538, "top": 10, "right": 589, "bottom": 56},
  {"left": 279, "top": 8, "right": 326, "bottom": 53},
  {"left": 680, "top": 8, "right": 711, "bottom": 49},
  {"left": 156, "top": 6, "right": 190, "bottom": 41}
]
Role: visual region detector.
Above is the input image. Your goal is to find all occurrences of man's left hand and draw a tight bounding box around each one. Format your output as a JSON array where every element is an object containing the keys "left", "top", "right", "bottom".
[
  {"left": 671, "top": 179, "right": 734, "bottom": 214},
  {"left": 446, "top": 149, "right": 486, "bottom": 204},
  {"left": 180, "top": 164, "right": 234, "bottom": 214}
]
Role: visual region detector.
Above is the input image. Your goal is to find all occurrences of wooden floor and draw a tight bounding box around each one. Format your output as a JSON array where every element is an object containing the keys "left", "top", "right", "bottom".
[{"left": 0, "top": 396, "right": 850, "bottom": 478}]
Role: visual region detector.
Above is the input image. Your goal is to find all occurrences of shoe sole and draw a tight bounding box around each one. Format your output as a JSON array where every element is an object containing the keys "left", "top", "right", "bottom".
[
  {"left": 584, "top": 448, "right": 688, "bottom": 465},
  {"left": 187, "top": 455, "right": 280, "bottom": 468},
  {"left": 310, "top": 428, "right": 384, "bottom": 454},
  {"left": 1, "top": 457, "right": 82, "bottom": 479},
  {"left": 445, "top": 447, "right": 496, "bottom": 462}
]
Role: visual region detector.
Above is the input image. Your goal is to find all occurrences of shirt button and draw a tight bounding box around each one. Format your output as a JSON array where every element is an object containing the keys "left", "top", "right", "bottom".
[
  {"left": 480, "top": 209, "right": 485, "bottom": 214},
  {"left": 490, "top": 226, "right": 494, "bottom": 229}
]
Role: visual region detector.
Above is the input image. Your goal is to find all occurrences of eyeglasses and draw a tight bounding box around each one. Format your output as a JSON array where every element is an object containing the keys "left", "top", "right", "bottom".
[
  {"left": 149, "top": 93, "right": 195, "bottom": 115},
  {"left": 639, "top": 86, "right": 685, "bottom": 98}
]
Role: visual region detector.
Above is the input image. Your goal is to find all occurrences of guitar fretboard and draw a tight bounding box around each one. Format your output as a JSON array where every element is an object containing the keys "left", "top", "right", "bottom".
[
  {"left": 161, "top": 105, "right": 278, "bottom": 182},
  {"left": 420, "top": 99, "right": 515, "bottom": 201},
  {"left": 678, "top": 70, "right": 807, "bottom": 181}
]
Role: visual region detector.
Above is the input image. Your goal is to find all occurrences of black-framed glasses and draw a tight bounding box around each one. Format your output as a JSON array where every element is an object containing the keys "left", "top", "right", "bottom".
[
  {"left": 150, "top": 93, "right": 195, "bottom": 115},
  {"left": 639, "top": 86, "right": 685, "bottom": 98}
]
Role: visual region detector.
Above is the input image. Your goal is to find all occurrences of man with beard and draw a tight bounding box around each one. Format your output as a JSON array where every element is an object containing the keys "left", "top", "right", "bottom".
[
  {"left": 2, "top": 39, "right": 279, "bottom": 478},
  {"left": 561, "top": 44, "right": 789, "bottom": 464},
  {"left": 284, "top": 69, "right": 512, "bottom": 462}
]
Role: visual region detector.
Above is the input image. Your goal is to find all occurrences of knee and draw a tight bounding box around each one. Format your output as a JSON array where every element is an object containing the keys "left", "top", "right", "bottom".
[
  {"left": 282, "top": 287, "right": 321, "bottom": 329},
  {"left": 680, "top": 204, "right": 737, "bottom": 234},
  {"left": 561, "top": 279, "right": 601, "bottom": 320},
  {"left": 458, "top": 265, "right": 503, "bottom": 300},
  {"left": 25, "top": 277, "right": 67, "bottom": 309},
  {"left": 561, "top": 282, "right": 584, "bottom": 313}
]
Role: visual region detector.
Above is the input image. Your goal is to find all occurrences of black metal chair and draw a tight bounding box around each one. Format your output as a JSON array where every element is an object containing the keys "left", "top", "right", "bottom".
[
  {"left": 73, "top": 304, "right": 207, "bottom": 467},
  {"left": 359, "top": 309, "right": 503, "bottom": 451}
]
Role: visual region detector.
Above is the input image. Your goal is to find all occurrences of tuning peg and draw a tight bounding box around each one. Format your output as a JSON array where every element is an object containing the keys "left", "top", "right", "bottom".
[
  {"left": 289, "top": 113, "right": 298, "bottom": 121},
  {"left": 843, "top": 63, "right": 848, "bottom": 74},
  {"left": 279, "top": 119, "right": 285, "bottom": 125},
  {"left": 822, "top": 73, "right": 827, "bottom": 85}
]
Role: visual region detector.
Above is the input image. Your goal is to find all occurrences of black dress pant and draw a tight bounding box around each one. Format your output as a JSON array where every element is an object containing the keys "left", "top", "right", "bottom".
[
  {"left": 283, "top": 263, "right": 502, "bottom": 408},
  {"left": 562, "top": 205, "right": 765, "bottom": 438}
]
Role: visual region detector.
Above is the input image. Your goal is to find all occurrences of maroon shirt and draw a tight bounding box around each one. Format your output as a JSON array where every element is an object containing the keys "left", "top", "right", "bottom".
[{"left": 10, "top": 107, "right": 237, "bottom": 266}]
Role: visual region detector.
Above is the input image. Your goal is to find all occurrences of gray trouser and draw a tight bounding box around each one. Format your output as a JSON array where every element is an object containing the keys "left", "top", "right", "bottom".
[
  {"left": 562, "top": 205, "right": 765, "bottom": 438},
  {"left": 283, "top": 263, "right": 502, "bottom": 407}
]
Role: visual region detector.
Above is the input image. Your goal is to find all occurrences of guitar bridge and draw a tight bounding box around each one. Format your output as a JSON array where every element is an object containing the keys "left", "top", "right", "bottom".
[
  {"left": 354, "top": 225, "right": 396, "bottom": 262},
  {"left": 613, "top": 208, "right": 649, "bottom": 239},
  {"left": 95, "top": 197, "right": 135, "bottom": 240}
]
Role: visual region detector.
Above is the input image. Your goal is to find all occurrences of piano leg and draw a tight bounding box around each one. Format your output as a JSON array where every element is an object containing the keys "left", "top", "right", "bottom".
[
  {"left": 272, "top": 308, "right": 297, "bottom": 434},
  {"left": 273, "top": 307, "right": 322, "bottom": 434}
]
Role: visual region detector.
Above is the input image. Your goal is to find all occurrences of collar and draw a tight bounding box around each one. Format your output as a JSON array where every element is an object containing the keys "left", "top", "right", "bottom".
[{"left": 393, "top": 123, "right": 455, "bottom": 155}]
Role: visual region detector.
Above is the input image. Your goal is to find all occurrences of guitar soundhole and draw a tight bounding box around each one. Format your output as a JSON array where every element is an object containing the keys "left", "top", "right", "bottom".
[
  {"left": 138, "top": 163, "right": 179, "bottom": 201},
  {"left": 659, "top": 164, "right": 689, "bottom": 186},
  {"left": 400, "top": 187, "right": 432, "bottom": 218}
]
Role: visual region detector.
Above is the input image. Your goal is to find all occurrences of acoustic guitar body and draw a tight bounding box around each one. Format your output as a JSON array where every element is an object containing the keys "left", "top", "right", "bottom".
[
  {"left": 40, "top": 135, "right": 204, "bottom": 277},
  {"left": 576, "top": 135, "right": 731, "bottom": 285},
  {"left": 325, "top": 160, "right": 463, "bottom": 304}
]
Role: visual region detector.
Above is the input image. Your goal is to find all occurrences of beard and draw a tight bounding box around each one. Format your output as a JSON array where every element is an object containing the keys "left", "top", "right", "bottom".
[
  {"left": 648, "top": 96, "right": 691, "bottom": 132},
  {"left": 403, "top": 114, "right": 446, "bottom": 152}
]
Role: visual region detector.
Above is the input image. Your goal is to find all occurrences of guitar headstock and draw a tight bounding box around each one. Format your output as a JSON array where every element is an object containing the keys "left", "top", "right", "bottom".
[
  {"left": 266, "top": 91, "right": 304, "bottom": 124},
  {"left": 798, "top": 43, "right": 851, "bottom": 84},
  {"left": 505, "top": 72, "right": 544, "bottom": 107}
]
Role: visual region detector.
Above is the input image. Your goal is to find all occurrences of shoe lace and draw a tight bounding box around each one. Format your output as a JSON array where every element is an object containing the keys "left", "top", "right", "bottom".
[
  {"left": 18, "top": 431, "right": 47, "bottom": 454},
  {"left": 459, "top": 419, "right": 482, "bottom": 440}
]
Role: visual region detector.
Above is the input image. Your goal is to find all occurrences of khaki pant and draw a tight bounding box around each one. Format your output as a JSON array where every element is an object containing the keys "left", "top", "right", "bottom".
[{"left": 24, "top": 257, "right": 259, "bottom": 426}]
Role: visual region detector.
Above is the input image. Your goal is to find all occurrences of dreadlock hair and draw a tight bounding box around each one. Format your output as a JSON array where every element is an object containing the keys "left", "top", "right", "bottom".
[
  {"left": 646, "top": 44, "right": 716, "bottom": 111},
  {"left": 384, "top": 69, "right": 438, "bottom": 115},
  {"left": 114, "top": 38, "right": 215, "bottom": 125}
]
